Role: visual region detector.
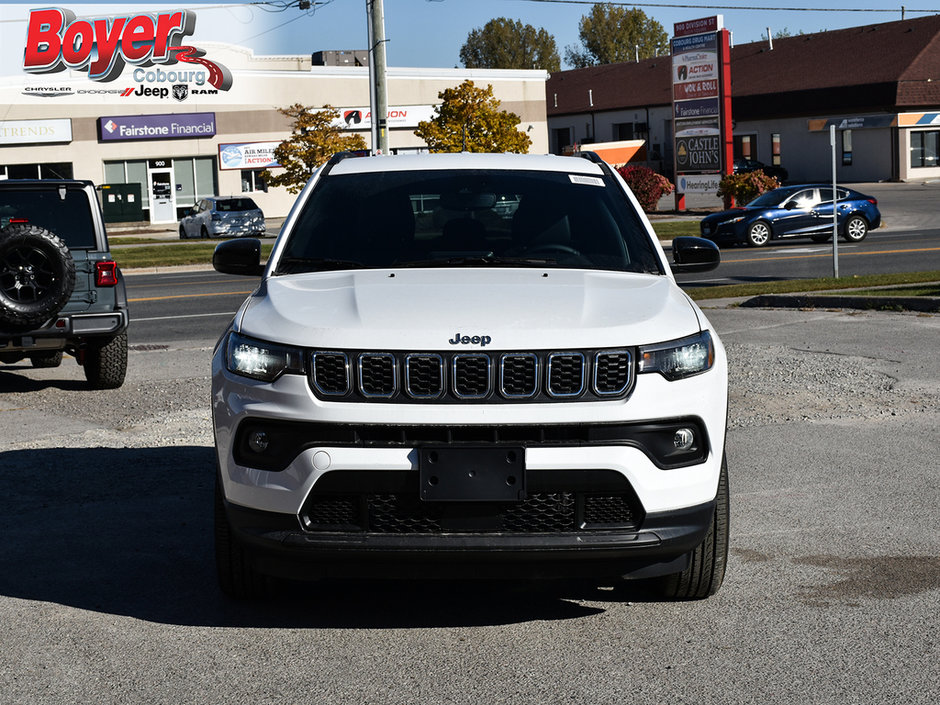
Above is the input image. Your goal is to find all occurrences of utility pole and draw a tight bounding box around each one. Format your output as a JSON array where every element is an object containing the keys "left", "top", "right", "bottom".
[{"left": 367, "top": 0, "right": 389, "bottom": 155}]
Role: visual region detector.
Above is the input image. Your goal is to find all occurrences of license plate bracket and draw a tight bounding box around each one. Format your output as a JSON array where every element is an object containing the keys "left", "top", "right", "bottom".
[{"left": 418, "top": 446, "right": 526, "bottom": 502}]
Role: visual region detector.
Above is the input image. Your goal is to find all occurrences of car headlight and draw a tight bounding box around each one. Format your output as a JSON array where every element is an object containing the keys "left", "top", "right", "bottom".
[
  {"left": 226, "top": 332, "right": 304, "bottom": 382},
  {"left": 727, "top": 216, "right": 745, "bottom": 225},
  {"left": 638, "top": 330, "right": 715, "bottom": 381}
]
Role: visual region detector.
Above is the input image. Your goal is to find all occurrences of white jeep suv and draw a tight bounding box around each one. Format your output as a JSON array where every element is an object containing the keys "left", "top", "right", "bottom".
[{"left": 211, "top": 152, "right": 728, "bottom": 600}]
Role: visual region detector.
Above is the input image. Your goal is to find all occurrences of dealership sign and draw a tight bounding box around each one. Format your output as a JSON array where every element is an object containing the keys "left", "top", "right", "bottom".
[
  {"left": 98, "top": 112, "right": 215, "bottom": 141},
  {"left": 219, "top": 142, "right": 281, "bottom": 170},
  {"left": 22, "top": 7, "right": 232, "bottom": 91}
]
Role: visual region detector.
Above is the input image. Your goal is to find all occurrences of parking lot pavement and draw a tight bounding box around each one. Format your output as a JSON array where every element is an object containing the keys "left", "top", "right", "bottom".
[{"left": 0, "top": 306, "right": 937, "bottom": 704}]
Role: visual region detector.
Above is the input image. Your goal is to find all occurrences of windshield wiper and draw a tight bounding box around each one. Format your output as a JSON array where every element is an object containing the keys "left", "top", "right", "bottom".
[
  {"left": 277, "top": 256, "right": 366, "bottom": 273},
  {"left": 394, "top": 255, "right": 557, "bottom": 268}
]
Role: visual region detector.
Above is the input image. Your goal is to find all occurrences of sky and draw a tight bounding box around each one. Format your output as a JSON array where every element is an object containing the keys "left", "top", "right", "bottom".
[{"left": 2, "top": 0, "right": 940, "bottom": 75}]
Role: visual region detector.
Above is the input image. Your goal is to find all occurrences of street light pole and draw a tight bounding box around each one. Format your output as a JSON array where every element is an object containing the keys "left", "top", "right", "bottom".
[{"left": 367, "top": 0, "right": 389, "bottom": 155}]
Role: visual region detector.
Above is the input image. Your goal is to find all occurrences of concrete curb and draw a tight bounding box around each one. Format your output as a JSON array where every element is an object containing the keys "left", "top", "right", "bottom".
[{"left": 741, "top": 292, "right": 940, "bottom": 313}]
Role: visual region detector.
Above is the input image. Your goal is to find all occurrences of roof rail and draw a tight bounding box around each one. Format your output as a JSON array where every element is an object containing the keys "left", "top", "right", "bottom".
[{"left": 578, "top": 150, "right": 605, "bottom": 164}]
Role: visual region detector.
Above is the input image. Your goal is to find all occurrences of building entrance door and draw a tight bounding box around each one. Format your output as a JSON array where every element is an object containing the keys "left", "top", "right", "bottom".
[{"left": 149, "top": 168, "right": 176, "bottom": 223}]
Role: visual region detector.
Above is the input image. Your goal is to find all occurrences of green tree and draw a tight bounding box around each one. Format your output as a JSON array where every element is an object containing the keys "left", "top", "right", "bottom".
[
  {"left": 260, "top": 103, "right": 367, "bottom": 194},
  {"left": 564, "top": 3, "right": 669, "bottom": 68},
  {"left": 415, "top": 80, "right": 532, "bottom": 153},
  {"left": 460, "top": 17, "right": 560, "bottom": 73}
]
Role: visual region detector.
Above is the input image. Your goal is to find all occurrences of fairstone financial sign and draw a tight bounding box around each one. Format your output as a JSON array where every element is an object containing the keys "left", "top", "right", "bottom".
[{"left": 98, "top": 113, "right": 216, "bottom": 141}]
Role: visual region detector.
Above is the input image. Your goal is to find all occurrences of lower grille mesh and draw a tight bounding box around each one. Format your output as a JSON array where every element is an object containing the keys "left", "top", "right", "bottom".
[{"left": 302, "top": 491, "right": 638, "bottom": 534}]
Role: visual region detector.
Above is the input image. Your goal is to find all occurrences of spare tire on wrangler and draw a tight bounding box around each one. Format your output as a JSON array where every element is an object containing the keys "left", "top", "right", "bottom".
[{"left": 0, "top": 223, "right": 75, "bottom": 330}]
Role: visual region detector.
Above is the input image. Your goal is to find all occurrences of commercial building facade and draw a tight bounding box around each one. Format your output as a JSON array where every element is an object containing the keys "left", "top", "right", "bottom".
[
  {"left": 547, "top": 15, "right": 940, "bottom": 186},
  {"left": 1, "top": 43, "right": 549, "bottom": 223}
]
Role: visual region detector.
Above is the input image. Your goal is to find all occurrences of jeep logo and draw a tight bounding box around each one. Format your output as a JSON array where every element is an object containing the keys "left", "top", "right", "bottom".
[{"left": 449, "top": 332, "right": 492, "bottom": 347}]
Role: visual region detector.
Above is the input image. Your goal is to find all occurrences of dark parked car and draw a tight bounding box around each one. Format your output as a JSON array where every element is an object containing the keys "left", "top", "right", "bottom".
[
  {"left": 732, "top": 158, "right": 788, "bottom": 183},
  {"left": 700, "top": 184, "right": 881, "bottom": 247},
  {"left": 179, "top": 196, "right": 265, "bottom": 239},
  {"left": 0, "top": 179, "right": 129, "bottom": 388}
]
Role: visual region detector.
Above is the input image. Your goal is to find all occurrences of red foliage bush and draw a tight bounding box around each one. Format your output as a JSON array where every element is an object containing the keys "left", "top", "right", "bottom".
[
  {"left": 616, "top": 165, "right": 675, "bottom": 212},
  {"left": 717, "top": 171, "right": 779, "bottom": 206}
]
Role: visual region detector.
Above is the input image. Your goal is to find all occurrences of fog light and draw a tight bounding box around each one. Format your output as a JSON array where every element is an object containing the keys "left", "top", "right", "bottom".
[
  {"left": 673, "top": 427, "right": 695, "bottom": 451},
  {"left": 248, "top": 431, "right": 270, "bottom": 453}
]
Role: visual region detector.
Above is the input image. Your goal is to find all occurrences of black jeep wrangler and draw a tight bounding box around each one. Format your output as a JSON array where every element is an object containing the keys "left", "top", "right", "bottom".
[{"left": 0, "top": 179, "right": 129, "bottom": 389}]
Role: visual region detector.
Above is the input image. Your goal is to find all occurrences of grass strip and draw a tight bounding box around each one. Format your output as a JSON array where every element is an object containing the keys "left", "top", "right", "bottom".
[
  {"left": 687, "top": 271, "right": 940, "bottom": 301},
  {"left": 114, "top": 243, "right": 274, "bottom": 269},
  {"left": 650, "top": 221, "right": 700, "bottom": 238}
]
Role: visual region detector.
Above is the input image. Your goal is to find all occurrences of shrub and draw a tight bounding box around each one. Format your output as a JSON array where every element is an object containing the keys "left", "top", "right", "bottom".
[
  {"left": 717, "top": 171, "right": 779, "bottom": 207},
  {"left": 616, "top": 165, "right": 674, "bottom": 212}
]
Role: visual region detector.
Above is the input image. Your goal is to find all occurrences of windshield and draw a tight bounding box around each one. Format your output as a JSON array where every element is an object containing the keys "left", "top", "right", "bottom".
[
  {"left": 0, "top": 186, "right": 97, "bottom": 248},
  {"left": 276, "top": 169, "right": 663, "bottom": 275}
]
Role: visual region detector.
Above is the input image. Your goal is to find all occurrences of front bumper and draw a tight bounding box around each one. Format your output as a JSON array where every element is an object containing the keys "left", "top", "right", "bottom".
[
  {"left": 700, "top": 220, "right": 745, "bottom": 244},
  {"left": 224, "top": 491, "right": 714, "bottom": 580},
  {"left": 212, "top": 333, "right": 728, "bottom": 580}
]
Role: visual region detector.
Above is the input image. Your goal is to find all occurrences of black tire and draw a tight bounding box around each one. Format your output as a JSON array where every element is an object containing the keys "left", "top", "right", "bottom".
[
  {"left": 179, "top": 225, "right": 187, "bottom": 240},
  {"left": 215, "top": 473, "right": 270, "bottom": 599},
  {"left": 644, "top": 455, "right": 729, "bottom": 600},
  {"left": 82, "top": 330, "right": 127, "bottom": 389},
  {"left": 745, "top": 221, "right": 771, "bottom": 247},
  {"left": 29, "top": 350, "right": 63, "bottom": 368},
  {"left": 201, "top": 226, "right": 209, "bottom": 239},
  {"left": 0, "top": 224, "right": 75, "bottom": 329},
  {"left": 843, "top": 215, "right": 868, "bottom": 243}
]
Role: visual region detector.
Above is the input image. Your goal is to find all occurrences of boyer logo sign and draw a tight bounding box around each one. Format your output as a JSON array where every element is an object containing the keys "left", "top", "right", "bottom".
[{"left": 22, "top": 7, "right": 232, "bottom": 99}]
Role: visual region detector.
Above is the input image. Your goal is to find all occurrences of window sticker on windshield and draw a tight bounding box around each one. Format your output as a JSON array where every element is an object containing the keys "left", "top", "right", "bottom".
[{"left": 569, "top": 174, "right": 604, "bottom": 187}]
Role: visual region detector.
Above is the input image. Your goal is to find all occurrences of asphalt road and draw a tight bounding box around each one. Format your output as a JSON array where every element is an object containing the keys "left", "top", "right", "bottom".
[{"left": 1, "top": 304, "right": 937, "bottom": 704}]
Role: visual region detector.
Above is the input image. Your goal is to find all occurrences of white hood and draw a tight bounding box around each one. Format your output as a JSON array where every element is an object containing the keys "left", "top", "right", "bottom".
[{"left": 238, "top": 268, "right": 701, "bottom": 350}]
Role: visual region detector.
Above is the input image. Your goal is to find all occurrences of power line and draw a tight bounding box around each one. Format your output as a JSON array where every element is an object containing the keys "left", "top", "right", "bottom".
[{"left": 518, "top": 0, "right": 940, "bottom": 12}]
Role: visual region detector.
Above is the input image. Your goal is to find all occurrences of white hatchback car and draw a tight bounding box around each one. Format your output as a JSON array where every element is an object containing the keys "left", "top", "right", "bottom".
[
  {"left": 211, "top": 152, "right": 728, "bottom": 599},
  {"left": 179, "top": 196, "right": 265, "bottom": 239}
]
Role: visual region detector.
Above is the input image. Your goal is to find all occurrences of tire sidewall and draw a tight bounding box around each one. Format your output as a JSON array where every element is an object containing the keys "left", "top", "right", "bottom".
[
  {"left": 0, "top": 223, "right": 76, "bottom": 329},
  {"left": 746, "top": 221, "right": 771, "bottom": 247},
  {"left": 843, "top": 215, "right": 868, "bottom": 242}
]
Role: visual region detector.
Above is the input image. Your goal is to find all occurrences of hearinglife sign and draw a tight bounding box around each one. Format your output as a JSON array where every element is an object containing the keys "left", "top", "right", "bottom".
[{"left": 671, "top": 15, "right": 733, "bottom": 209}]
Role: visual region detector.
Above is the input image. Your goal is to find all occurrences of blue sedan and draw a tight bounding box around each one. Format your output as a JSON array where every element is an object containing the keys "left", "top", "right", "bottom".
[{"left": 700, "top": 185, "right": 881, "bottom": 247}]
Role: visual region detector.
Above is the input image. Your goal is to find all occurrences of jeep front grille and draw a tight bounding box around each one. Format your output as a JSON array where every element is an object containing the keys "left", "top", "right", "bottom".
[{"left": 308, "top": 348, "right": 634, "bottom": 403}]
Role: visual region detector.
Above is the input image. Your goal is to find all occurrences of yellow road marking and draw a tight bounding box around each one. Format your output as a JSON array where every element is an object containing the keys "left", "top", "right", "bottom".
[
  {"left": 129, "top": 290, "right": 253, "bottom": 303},
  {"left": 726, "top": 246, "right": 940, "bottom": 264}
]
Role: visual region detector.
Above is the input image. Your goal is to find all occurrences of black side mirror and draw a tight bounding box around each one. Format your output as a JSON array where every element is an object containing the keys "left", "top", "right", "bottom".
[
  {"left": 671, "top": 236, "right": 720, "bottom": 273},
  {"left": 784, "top": 201, "right": 798, "bottom": 210},
  {"left": 213, "top": 238, "right": 264, "bottom": 276}
]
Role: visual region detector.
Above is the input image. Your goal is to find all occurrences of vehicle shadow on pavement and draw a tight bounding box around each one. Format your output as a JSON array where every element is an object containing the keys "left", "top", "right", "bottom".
[
  {"left": 0, "top": 367, "right": 91, "bottom": 392},
  {"left": 0, "top": 446, "right": 627, "bottom": 628}
]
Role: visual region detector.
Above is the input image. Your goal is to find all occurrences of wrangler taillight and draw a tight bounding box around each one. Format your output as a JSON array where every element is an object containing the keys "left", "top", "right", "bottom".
[{"left": 95, "top": 260, "right": 118, "bottom": 287}]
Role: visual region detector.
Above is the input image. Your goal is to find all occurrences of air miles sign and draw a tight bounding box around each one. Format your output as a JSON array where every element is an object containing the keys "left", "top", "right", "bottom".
[{"left": 20, "top": 7, "right": 231, "bottom": 94}]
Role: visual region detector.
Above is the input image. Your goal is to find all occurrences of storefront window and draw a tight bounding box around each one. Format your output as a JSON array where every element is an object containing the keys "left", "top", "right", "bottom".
[
  {"left": 240, "top": 169, "right": 267, "bottom": 193},
  {"left": 911, "top": 131, "right": 939, "bottom": 168},
  {"left": 1, "top": 162, "right": 73, "bottom": 179},
  {"left": 771, "top": 133, "right": 781, "bottom": 166}
]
